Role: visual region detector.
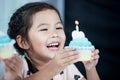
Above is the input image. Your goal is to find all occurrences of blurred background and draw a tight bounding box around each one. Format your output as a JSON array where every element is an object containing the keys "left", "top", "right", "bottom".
[
  {"left": 0, "top": 0, "right": 120, "bottom": 80},
  {"left": 0, "top": 0, "right": 64, "bottom": 33},
  {"left": 65, "top": 0, "right": 120, "bottom": 80}
]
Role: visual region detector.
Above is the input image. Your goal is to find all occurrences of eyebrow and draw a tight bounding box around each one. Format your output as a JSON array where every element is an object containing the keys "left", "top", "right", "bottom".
[
  {"left": 37, "top": 23, "right": 49, "bottom": 28},
  {"left": 56, "top": 21, "right": 63, "bottom": 25}
]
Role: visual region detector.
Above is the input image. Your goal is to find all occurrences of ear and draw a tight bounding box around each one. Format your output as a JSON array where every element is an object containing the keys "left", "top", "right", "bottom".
[{"left": 16, "top": 35, "right": 30, "bottom": 50}]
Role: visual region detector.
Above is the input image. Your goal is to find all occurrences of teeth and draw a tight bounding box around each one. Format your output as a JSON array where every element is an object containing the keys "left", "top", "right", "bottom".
[{"left": 49, "top": 43, "right": 58, "bottom": 46}]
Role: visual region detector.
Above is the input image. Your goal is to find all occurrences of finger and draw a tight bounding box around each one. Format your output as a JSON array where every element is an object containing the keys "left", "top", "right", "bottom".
[
  {"left": 91, "top": 49, "right": 99, "bottom": 57},
  {"left": 63, "top": 57, "right": 79, "bottom": 67},
  {"left": 13, "top": 55, "right": 23, "bottom": 64},
  {"left": 61, "top": 51, "right": 79, "bottom": 65},
  {"left": 4, "top": 60, "right": 15, "bottom": 72},
  {"left": 94, "top": 54, "right": 100, "bottom": 60},
  {"left": 63, "top": 47, "right": 76, "bottom": 53},
  {"left": 95, "top": 49, "right": 99, "bottom": 54},
  {"left": 54, "top": 48, "right": 76, "bottom": 58},
  {"left": 61, "top": 50, "right": 79, "bottom": 59},
  {"left": 90, "top": 54, "right": 99, "bottom": 63},
  {"left": 5, "top": 58, "right": 19, "bottom": 72},
  {"left": 10, "top": 57, "right": 18, "bottom": 66}
]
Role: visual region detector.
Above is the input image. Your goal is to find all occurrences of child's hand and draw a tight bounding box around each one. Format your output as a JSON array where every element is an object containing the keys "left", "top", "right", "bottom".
[
  {"left": 82, "top": 49, "right": 100, "bottom": 70},
  {"left": 45, "top": 48, "right": 79, "bottom": 74},
  {"left": 3, "top": 55, "right": 23, "bottom": 80}
]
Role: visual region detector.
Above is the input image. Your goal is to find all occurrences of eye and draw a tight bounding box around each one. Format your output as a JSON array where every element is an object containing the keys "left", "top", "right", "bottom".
[
  {"left": 56, "top": 27, "right": 63, "bottom": 30},
  {"left": 40, "top": 28, "right": 48, "bottom": 31}
]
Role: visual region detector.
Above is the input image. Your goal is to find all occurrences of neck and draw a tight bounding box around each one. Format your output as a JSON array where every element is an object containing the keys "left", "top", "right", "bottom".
[
  {"left": 28, "top": 54, "right": 50, "bottom": 70},
  {"left": 33, "top": 59, "right": 47, "bottom": 70}
]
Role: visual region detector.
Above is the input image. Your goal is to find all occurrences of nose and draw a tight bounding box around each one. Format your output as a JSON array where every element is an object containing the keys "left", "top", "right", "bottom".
[
  {"left": 51, "top": 30, "right": 58, "bottom": 38},
  {"left": 51, "top": 32, "right": 58, "bottom": 38}
]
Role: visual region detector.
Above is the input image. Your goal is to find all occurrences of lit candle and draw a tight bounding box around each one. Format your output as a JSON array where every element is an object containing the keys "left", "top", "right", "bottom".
[
  {"left": 75, "top": 20, "right": 79, "bottom": 31},
  {"left": 72, "top": 20, "right": 85, "bottom": 39}
]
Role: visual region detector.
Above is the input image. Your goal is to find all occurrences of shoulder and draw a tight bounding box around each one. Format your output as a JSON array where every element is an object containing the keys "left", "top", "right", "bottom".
[{"left": 19, "top": 57, "right": 30, "bottom": 78}]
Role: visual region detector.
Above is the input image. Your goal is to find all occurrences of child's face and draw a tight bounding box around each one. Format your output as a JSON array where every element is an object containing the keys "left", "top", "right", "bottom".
[{"left": 27, "top": 10, "right": 66, "bottom": 62}]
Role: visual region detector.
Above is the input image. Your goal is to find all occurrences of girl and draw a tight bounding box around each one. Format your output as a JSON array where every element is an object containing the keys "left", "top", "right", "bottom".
[{"left": 7, "top": 2, "right": 100, "bottom": 80}]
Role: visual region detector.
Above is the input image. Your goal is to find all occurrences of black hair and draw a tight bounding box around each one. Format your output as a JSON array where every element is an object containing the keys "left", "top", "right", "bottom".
[{"left": 7, "top": 2, "right": 61, "bottom": 74}]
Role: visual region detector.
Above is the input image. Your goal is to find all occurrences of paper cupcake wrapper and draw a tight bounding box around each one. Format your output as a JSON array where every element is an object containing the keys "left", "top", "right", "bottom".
[
  {"left": 0, "top": 41, "right": 14, "bottom": 59},
  {"left": 65, "top": 46, "right": 94, "bottom": 61}
]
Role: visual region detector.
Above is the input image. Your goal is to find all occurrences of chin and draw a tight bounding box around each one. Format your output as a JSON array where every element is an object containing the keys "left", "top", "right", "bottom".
[{"left": 47, "top": 52, "right": 56, "bottom": 59}]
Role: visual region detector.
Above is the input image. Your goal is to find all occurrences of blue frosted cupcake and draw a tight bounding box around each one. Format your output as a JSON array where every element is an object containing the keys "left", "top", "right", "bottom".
[
  {"left": 0, "top": 31, "right": 14, "bottom": 59},
  {"left": 67, "top": 31, "right": 94, "bottom": 61}
]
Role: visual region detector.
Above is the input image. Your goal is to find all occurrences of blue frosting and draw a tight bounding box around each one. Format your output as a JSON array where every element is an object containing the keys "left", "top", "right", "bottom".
[
  {"left": 0, "top": 34, "right": 11, "bottom": 44},
  {"left": 69, "top": 37, "right": 93, "bottom": 47}
]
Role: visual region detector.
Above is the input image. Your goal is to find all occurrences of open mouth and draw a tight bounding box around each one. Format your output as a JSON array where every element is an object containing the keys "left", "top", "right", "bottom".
[{"left": 47, "top": 42, "right": 60, "bottom": 51}]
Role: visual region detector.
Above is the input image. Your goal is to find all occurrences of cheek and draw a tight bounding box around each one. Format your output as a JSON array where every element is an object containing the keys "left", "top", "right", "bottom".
[
  {"left": 61, "top": 32, "right": 66, "bottom": 44},
  {"left": 64, "top": 34, "right": 66, "bottom": 41},
  {"left": 28, "top": 39, "right": 47, "bottom": 57},
  {"left": 32, "top": 38, "right": 46, "bottom": 48},
  {"left": 63, "top": 35, "right": 66, "bottom": 43},
  {"left": 28, "top": 33, "right": 47, "bottom": 51}
]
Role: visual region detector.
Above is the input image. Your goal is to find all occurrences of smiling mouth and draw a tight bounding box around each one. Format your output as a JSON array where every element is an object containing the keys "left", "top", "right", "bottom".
[{"left": 47, "top": 42, "right": 60, "bottom": 51}]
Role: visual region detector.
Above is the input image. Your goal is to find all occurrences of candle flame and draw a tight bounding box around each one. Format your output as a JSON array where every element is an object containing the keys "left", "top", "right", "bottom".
[{"left": 75, "top": 20, "right": 79, "bottom": 25}]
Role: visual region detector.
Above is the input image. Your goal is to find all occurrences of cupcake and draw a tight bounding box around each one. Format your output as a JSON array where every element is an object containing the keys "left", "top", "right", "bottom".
[
  {"left": 66, "top": 20, "right": 94, "bottom": 61},
  {"left": 0, "top": 31, "right": 14, "bottom": 59}
]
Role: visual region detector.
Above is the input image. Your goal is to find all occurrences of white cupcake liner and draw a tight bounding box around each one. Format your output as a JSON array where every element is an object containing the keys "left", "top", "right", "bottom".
[
  {"left": 65, "top": 46, "right": 94, "bottom": 61},
  {"left": 0, "top": 40, "right": 14, "bottom": 59}
]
